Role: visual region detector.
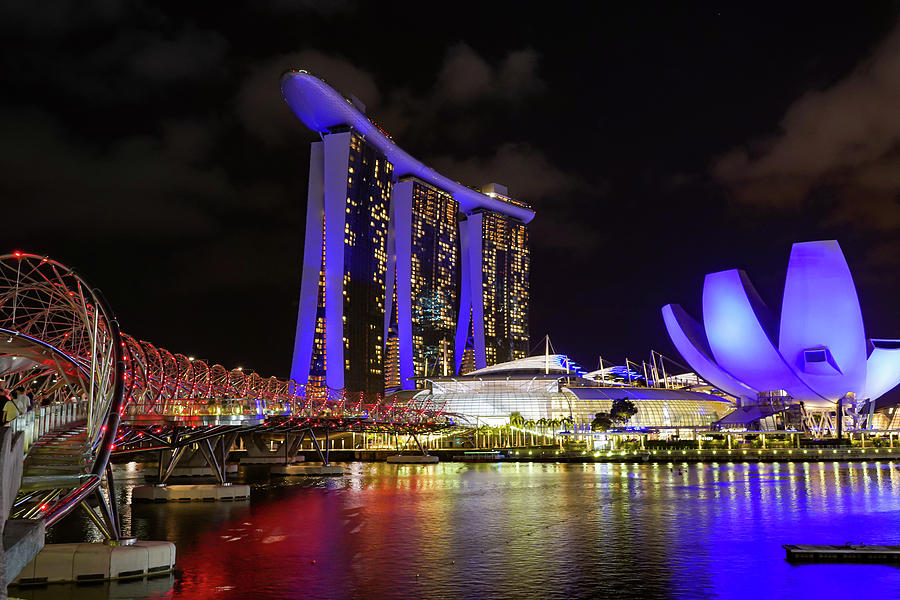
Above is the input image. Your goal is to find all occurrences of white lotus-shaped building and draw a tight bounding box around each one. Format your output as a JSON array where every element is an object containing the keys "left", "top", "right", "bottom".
[{"left": 662, "top": 240, "right": 900, "bottom": 409}]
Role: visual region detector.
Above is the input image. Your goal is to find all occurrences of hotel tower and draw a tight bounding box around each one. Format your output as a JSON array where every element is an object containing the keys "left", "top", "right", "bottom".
[{"left": 281, "top": 70, "right": 534, "bottom": 394}]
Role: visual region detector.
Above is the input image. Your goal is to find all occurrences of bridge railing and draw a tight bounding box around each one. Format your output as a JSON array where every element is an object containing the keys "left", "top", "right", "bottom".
[
  {"left": 9, "top": 401, "right": 89, "bottom": 455},
  {"left": 122, "top": 396, "right": 270, "bottom": 418}
]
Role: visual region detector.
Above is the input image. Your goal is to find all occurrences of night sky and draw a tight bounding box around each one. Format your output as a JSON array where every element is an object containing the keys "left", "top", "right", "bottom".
[{"left": 2, "top": 2, "right": 898, "bottom": 389}]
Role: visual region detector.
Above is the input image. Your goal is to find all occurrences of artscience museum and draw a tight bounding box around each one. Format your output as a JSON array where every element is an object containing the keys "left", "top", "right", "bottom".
[{"left": 662, "top": 240, "right": 900, "bottom": 430}]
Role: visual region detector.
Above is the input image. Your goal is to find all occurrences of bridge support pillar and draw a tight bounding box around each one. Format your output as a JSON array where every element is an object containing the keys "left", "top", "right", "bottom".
[
  {"left": 412, "top": 433, "right": 428, "bottom": 456},
  {"left": 302, "top": 428, "right": 329, "bottom": 466},
  {"left": 11, "top": 540, "right": 176, "bottom": 586},
  {"left": 0, "top": 427, "right": 42, "bottom": 586},
  {"left": 132, "top": 484, "right": 250, "bottom": 503}
]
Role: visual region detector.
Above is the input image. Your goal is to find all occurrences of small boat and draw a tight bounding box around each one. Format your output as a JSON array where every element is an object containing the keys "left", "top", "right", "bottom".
[
  {"left": 783, "top": 544, "right": 900, "bottom": 563},
  {"left": 453, "top": 451, "right": 505, "bottom": 462}
]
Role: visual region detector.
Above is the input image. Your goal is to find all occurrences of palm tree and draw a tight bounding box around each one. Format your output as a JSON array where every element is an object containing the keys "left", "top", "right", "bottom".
[
  {"left": 509, "top": 412, "right": 525, "bottom": 447},
  {"left": 475, "top": 425, "right": 490, "bottom": 449},
  {"left": 524, "top": 420, "right": 536, "bottom": 446}
]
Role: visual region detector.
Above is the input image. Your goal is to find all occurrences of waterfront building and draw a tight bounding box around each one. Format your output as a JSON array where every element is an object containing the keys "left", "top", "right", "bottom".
[
  {"left": 386, "top": 177, "right": 459, "bottom": 388},
  {"left": 458, "top": 184, "right": 530, "bottom": 372},
  {"left": 662, "top": 240, "right": 900, "bottom": 431},
  {"left": 412, "top": 353, "right": 734, "bottom": 433},
  {"left": 281, "top": 70, "right": 535, "bottom": 393},
  {"left": 292, "top": 126, "right": 392, "bottom": 394}
]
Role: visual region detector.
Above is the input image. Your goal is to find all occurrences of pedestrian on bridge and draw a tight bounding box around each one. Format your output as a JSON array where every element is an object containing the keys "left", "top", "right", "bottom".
[
  {"left": 14, "top": 387, "right": 30, "bottom": 414},
  {"left": 3, "top": 391, "right": 18, "bottom": 424}
]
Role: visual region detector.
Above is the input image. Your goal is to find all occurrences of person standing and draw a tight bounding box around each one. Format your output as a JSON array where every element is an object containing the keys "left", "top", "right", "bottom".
[
  {"left": 13, "top": 388, "right": 29, "bottom": 415},
  {"left": 3, "top": 391, "right": 18, "bottom": 424}
]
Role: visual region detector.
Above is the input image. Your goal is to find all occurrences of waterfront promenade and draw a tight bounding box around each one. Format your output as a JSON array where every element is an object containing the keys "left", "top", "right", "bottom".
[{"left": 313, "top": 445, "right": 900, "bottom": 464}]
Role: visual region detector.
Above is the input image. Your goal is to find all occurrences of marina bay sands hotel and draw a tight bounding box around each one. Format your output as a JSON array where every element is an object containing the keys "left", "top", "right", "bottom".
[{"left": 281, "top": 71, "right": 534, "bottom": 394}]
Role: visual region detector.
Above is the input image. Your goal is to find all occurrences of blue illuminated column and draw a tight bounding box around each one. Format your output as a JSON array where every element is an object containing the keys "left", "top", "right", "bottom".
[
  {"left": 454, "top": 217, "right": 471, "bottom": 375},
  {"left": 455, "top": 214, "right": 487, "bottom": 371},
  {"left": 289, "top": 132, "right": 352, "bottom": 391},
  {"left": 321, "top": 132, "right": 352, "bottom": 391},
  {"left": 383, "top": 190, "right": 397, "bottom": 372},
  {"left": 390, "top": 180, "right": 416, "bottom": 389},
  {"left": 290, "top": 141, "right": 325, "bottom": 387}
]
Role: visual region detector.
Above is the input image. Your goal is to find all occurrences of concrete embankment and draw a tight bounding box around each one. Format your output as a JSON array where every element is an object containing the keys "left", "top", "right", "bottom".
[{"left": 315, "top": 447, "right": 900, "bottom": 464}]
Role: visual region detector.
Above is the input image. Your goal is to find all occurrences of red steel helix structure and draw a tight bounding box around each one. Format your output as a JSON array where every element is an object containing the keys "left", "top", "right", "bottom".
[
  {"left": 0, "top": 253, "right": 444, "bottom": 533},
  {"left": 118, "top": 334, "right": 422, "bottom": 422},
  {"left": 0, "top": 253, "right": 443, "bottom": 431}
]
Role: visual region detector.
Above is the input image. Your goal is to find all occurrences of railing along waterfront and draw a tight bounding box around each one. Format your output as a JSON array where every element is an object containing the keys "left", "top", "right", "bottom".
[
  {"left": 485, "top": 446, "right": 900, "bottom": 462},
  {"left": 9, "top": 401, "right": 88, "bottom": 455}
]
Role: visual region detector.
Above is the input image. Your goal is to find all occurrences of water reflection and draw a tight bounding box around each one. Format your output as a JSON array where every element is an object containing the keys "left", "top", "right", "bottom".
[{"left": 20, "top": 461, "right": 900, "bottom": 599}]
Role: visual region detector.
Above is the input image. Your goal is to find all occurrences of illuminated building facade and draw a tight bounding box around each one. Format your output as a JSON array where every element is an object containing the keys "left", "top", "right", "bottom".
[
  {"left": 458, "top": 198, "right": 530, "bottom": 370},
  {"left": 412, "top": 354, "right": 735, "bottom": 429},
  {"left": 282, "top": 70, "right": 536, "bottom": 393},
  {"left": 662, "top": 240, "right": 900, "bottom": 414},
  {"left": 385, "top": 177, "right": 459, "bottom": 388},
  {"left": 384, "top": 323, "right": 401, "bottom": 390},
  {"left": 292, "top": 127, "right": 392, "bottom": 394}
]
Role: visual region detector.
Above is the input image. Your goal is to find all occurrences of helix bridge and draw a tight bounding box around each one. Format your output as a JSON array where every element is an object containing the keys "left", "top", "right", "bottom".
[{"left": 0, "top": 253, "right": 449, "bottom": 541}]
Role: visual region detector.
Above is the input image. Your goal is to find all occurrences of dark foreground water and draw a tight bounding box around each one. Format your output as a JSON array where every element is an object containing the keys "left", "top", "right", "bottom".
[{"left": 14, "top": 460, "right": 900, "bottom": 599}]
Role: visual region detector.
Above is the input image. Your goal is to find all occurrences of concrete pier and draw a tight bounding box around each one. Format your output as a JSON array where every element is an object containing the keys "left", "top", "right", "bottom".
[
  {"left": 386, "top": 455, "right": 439, "bottom": 464},
  {"left": 270, "top": 464, "right": 344, "bottom": 476},
  {"left": 12, "top": 540, "right": 175, "bottom": 585},
  {"left": 167, "top": 464, "right": 239, "bottom": 478},
  {"left": 239, "top": 455, "right": 304, "bottom": 465},
  {"left": 132, "top": 484, "right": 250, "bottom": 503}
]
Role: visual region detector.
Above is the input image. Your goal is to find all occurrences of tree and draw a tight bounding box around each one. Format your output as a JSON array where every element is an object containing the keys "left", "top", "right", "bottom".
[
  {"left": 591, "top": 412, "right": 613, "bottom": 431},
  {"left": 610, "top": 398, "right": 638, "bottom": 425},
  {"left": 512, "top": 412, "right": 525, "bottom": 446},
  {"left": 474, "top": 425, "right": 490, "bottom": 448}
]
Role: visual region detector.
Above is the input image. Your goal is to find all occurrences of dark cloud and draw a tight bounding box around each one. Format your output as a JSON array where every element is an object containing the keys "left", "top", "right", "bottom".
[
  {"left": 713, "top": 22, "right": 900, "bottom": 234},
  {"left": 0, "top": 0, "right": 125, "bottom": 36},
  {"left": 131, "top": 29, "right": 227, "bottom": 82},
  {"left": 428, "top": 143, "right": 580, "bottom": 204},
  {"left": 260, "top": 0, "right": 356, "bottom": 16},
  {"left": 0, "top": 109, "right": 227, "bottom": 236},
  {"left": 436, "top": 43, "right": 494, "bottom": 103},
  {"left": 428, "top": 143, "right": 595, "bottom": 252},
  {"left": 437, "top": 44, "right": 544, "bottom": 104}
]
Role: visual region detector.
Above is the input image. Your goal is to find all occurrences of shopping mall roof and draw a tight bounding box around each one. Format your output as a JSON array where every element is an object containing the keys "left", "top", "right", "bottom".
[
  {"left": 459, "top": 354, "right": 586, "bottom": 378},
  {"left": 566, "top": 386, "right": 734, "bottom": 404}
]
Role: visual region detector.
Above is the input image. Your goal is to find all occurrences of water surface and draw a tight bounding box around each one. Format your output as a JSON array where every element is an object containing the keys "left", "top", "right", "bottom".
[{"left": 18, "top": 460, "right": 900, "bottom": 599}]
